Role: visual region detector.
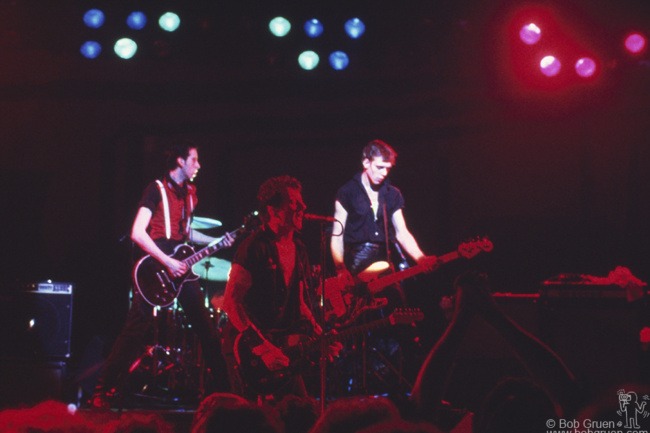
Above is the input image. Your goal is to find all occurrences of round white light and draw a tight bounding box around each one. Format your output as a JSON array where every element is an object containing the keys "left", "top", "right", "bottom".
[{"left": 114, "top": 38, "right": 138, "bottom": 59}]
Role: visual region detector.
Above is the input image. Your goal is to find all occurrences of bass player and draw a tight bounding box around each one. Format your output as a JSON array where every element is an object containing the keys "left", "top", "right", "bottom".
[
  {"left": 328, "top": 139, "right": 438, "bottom": 395},
  {"left": 331, "top": 139, "right": 438, "bottom": 306}
]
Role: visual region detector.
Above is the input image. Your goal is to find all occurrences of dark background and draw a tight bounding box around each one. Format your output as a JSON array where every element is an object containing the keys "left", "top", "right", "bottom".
[{"left": 1, "top": 0, "right": 648, "bottom": 393}]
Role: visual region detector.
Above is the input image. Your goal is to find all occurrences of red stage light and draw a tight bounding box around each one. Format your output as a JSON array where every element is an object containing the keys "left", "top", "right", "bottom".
[
  {"left": 519, "top": 23, "right": 542, "bottom": 45},
  {"left": 624, "top": 32, "right": 646, "bottom": 55},
  {"left": 540, "top": 55, "right": 561, "bottom": 77},
  {"left": 574, "top": 57, "right": 596, "bottom": 78}
]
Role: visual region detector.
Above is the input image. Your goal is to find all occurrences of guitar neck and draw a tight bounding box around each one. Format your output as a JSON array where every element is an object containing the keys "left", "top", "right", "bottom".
[
  {"left": 322, "top": 317, "right": 392, "bottom": 346},
  {"left": 183, "top": 226, "right": 242, "bottom": 267},
  {"left": 319, "top": 310, "right": 423, "bottom": 347},
  {"left": 366, "top": 251, "right": 460, "bottom": 294}
]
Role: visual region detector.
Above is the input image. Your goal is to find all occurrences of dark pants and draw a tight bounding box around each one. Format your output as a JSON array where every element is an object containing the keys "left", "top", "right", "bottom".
[
  {"left": 332, "top": 242, "right": 421, "bottom": 397},
  {"left": 344, "top": 242, "right": 387, "bottom": 276},
  {"left": 97, "top": 279, "right": 229, "bottom": 396},
  {"left": 220, "top": 321, "right": 308, "bottom": 402}
]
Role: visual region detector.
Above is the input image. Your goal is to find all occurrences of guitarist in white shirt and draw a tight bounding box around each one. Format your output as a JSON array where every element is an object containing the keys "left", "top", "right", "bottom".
[{"left": 90, "top": 141, "right": 234, "bottom": 409}]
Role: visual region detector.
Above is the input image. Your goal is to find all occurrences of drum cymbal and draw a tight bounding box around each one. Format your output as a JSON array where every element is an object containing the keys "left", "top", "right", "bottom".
[
  {"left": 193, "top": 257, "right": 231, "bottom": 282},
  {"left": 191, "top": 216, "right": 222, "bottom": 230}
]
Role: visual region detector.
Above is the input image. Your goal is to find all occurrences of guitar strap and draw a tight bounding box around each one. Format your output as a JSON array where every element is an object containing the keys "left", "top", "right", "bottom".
[
  {"left": 155, "top": 180, "right": 171, "bottom": 240},
  {"left": 155, "top": 179, "right": 195, "bottom": 241},
  {"left": 381, "top": 203, "right": 394, "bottom": 272}
]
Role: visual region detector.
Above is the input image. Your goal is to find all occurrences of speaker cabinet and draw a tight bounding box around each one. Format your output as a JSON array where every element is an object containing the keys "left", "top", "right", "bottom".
[
  {"left": 538, "top": 296, "right": 643, "bottom": 388},
  {"left": 0, "top": 360, "right": 66, "bottom": 408},
  {"left": 0, "top": 282, "right": 73, "bottom": 359},
  {"left": 439, "top": 293, "right": 645, "bottom": 410}
]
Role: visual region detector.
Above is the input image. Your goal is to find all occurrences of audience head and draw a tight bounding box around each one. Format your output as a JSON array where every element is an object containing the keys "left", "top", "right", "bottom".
[
  {"left": 309, "top": 396, "right": 402, "bottom": 433},
  {"left": 0, "top": 400, "right": 94, "bottom": 433},
  {"left": 473, "top": 376, "right": 559, "bottom": 433},
  {"left": 191, "top": 392, "right": 281, "bottom": 433},
  {"left": 355, "top": 419, "right": 445, "bottom": 433},
  {"left": 100, "top": 412, "right": 175, "bottom": 433},
  {"left": 274, "top": 395, "right": 320, "bottom": 433}
]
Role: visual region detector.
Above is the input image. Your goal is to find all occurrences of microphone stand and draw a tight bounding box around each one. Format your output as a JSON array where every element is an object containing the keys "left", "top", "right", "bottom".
[{"left": 317, "top": 220, "right": 329, "bottom": 414}]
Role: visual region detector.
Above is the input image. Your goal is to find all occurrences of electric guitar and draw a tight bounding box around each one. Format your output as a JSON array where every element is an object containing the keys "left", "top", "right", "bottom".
[
  {"left": 234, "top": 308, "right": 424, "bottom": 395},
  {"left": 321, "top": 237, "right": 493, "bottom": 326},
  {"left": 133, "top": 211, "right": 260, "bottom": 307}
]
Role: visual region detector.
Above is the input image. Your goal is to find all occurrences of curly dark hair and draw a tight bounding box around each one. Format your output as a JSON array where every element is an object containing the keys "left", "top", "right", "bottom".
[{"left": 256, "top": 175, "right": 303, "bottom": 212}]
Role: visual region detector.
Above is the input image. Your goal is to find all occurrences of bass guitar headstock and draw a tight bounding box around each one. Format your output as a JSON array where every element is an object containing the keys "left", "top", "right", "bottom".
[
  {"left": 388, "top": 308, "right": 425, "bottom": 325},
  {"left": 457, "top": 236, "right": 494, "bottom": 259}
]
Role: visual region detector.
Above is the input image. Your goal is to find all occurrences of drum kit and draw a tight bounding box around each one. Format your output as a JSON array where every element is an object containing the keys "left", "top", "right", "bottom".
[{"left": 127, "top": 216, "right": 232, "bottom": 407}]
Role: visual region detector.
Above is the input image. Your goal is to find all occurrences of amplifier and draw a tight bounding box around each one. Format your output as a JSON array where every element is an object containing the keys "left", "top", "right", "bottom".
[
  {"left": 0, "top": 281, "right": 73, "bottom": 359},
  {"left": 539, "top": 283, "right": 628, "bottom": 299}
]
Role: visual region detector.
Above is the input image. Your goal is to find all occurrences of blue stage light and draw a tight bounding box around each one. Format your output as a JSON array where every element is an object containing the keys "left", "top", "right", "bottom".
[
  {"left": 304, "top": 19, "right": 324, "bottom": 38},
  {"left": 329, "top": 51, "right": 349, "bottom": 70},
  {"left": 83, "top": 9, "right": 105, "bottom": 29},
  {"left": 80, "top": 41, "right": 102, "bottom": 59},
  {"left": 344, "top": 18, "right": 365, "bottom": 39},
  {"left": 127, "top": 11, "right": 147, "bottom": 30}
]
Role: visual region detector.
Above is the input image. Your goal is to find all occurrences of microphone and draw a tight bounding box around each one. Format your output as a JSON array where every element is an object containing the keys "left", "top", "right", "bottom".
[{"left": 303, "top": 213, "right": 336, "bottom": 223}]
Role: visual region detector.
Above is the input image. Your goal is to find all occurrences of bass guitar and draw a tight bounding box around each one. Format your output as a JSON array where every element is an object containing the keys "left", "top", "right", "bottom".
[
  {"left": 133, "top": 211, "right": 260, "bottom": 307},
  {"left": 234, "top": 308, "right": 424, "bottom": 395},
  {"left": 321, "top": 237, "right": 493, "bottom": 326}
]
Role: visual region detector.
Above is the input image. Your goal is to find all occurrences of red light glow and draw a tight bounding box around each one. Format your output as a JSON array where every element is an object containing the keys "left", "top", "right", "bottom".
[
  {"left": 519, "top": 23, "right": 542, "bottom": 45},
  {"left": 540, "top": 55, "right": 561, "bottom": 77},
  {"left": 574, "top": 57, "right": 596, "bottom": 78},
  {"left": 624, "top": 33, "right": 646, "bottom": 54}
]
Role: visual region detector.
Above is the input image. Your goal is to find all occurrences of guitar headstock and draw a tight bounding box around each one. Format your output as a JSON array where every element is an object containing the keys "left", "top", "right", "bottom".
[
  {"left": 457, "top": 237, "right": 494, "bottom": 259},
  {"left": 388, "top": 308, "right": 424, "bottom": 325}
]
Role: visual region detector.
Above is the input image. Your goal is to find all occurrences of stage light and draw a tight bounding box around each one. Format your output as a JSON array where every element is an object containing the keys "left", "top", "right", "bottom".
[
  {"left": 269, "top": 17, "right": 291, "bottom": 37},
  {"left": 624, "top": 32, "right": 646, "bottom": 54},
  {"left": 127, "top": 11, "right": 147, "bottom": 30},
  {"left": 298, "top": 51, "right": 319, "bottom": 70},
  {"left": 114, "top": 38, "right": 138, "bottom": 59},
  {"left": 304, "top": 19, "right": 324, "bottom": 38},
  {"left": 575, "top": 57, "right": 596, "bottom": 78},
  {"left": 540, "top": 55, "right": 561, "bottom": 77},
  {"left": 329, "top": 51, "right": 349, "bottom": 70},
  {"left": 159, "top": 12, "right": 180, "bottom": 32},
  {"left": 80, "top": 41, "right": 102, "bottom": 59},
  {"left": 83, "top": 9, "right": 105, "bottom": 29},
  {"left": 519, "top": 23, "right": 541, "bottom": 45},
  {"left": 344, "top": 18, "right": 365, "bottom": 39}
]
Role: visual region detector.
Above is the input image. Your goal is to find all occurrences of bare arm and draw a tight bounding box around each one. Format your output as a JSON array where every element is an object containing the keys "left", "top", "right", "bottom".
[
  {"left": 221, "top": 263, "right": 290, "bottom": 370},
  {"left": 391, "top": 208, "right": 426, "bottom": 262},
  {"left": 221, "top": 263, "right": 255, "bottom": 333},
  {"left": 330, "top": 200, "right": 348, "bottom": 270}
]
